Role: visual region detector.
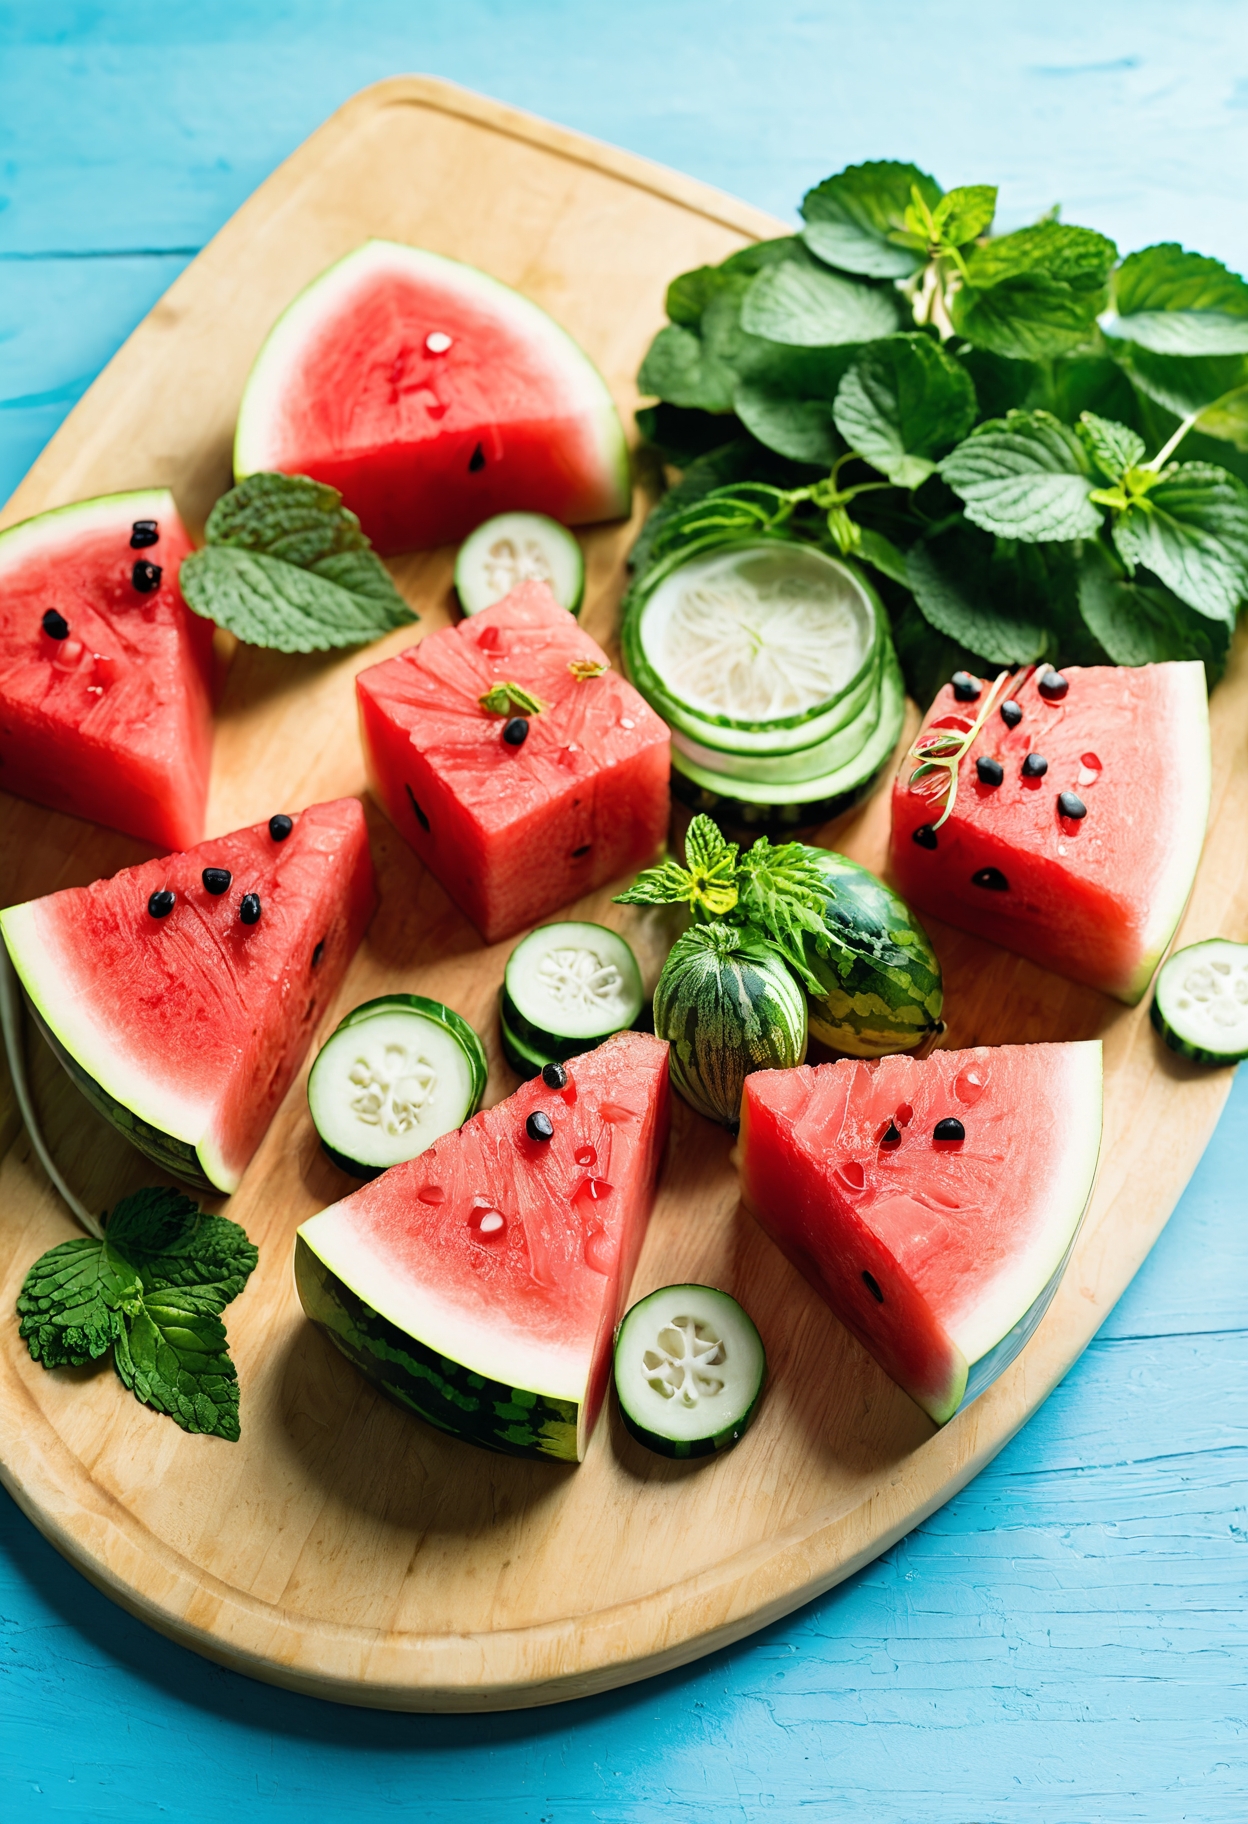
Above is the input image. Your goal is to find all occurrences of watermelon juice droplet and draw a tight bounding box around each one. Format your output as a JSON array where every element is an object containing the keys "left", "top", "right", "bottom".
[
  {"left": 895, "top": 1102, "right": 913, "bottom": 1127},
  {"left": 954, "top": 1067, "right": 987, "bottom": 1106},
  {"left": 574, "top": 1144, "right": 597, "bottom": 1167},
  {"left": 472, "top": 1207, "right": 506, "bottom": 1239},
  {"left": 424, "top": 331, "right": 453, "bottom": 355},
  {"left": 836, "top": 1160, "right": 866, "bottom": 1194},
  {"left": 583, "top": 1224, "right": 614, "bottom": 1275},
  {"left": 417, "top": 1183, "right": 445, "bottom": 1204}
]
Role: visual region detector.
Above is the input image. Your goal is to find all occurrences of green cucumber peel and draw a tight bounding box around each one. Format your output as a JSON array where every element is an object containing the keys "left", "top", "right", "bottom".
[{"left": 16, "top": 1185, "right": 257, "bottom": 1442}]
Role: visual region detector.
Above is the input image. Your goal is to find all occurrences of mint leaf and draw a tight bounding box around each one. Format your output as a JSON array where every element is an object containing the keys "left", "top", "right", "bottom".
[
  {"left": 1112, "top": 462, "right": 1248, "bottom": 623},
  {"left": 907, "top": 530, "right": 1052, "bottom": 665},
  {"left": 684, "top": 813, "right": 737, "bottom": 878},
  {"left": 1104, "top": 244, "right": 1248, "bottom": 356},
  {"left": 799, "top": 161, "right": 938, "bottom": 279},
  {"left": 180, "top": 473, "right": 415, "bottom": 654},
  {"left": 107, "top": 1187, "right": 257, "bottom": 1310},
  {"left": 833, "top": 333, "right": 977, "bottom": 488},
  {"left": 854, "top": 527, "right": 912, "bottom": 586},
  {"left": 113, "top": 1289, "right": 241, "bottom": 1441},
  {"left": 740, "top": 262, "right": 900, "bottom": 348},
  {"left": 735, "top": 838, "right": 838, "bottom": 992},
  {"left": 665, "top": 265, "right": 733, "bottom": 326},
  {"left": 1076, "top": 412, "right": 1146, "bottom": 484},
  {"left": 939, "top": 409, "right": 1101, "bottom": 540},
  {"left": 951, "top": 223, "right": 1117, "bottom": 361},
  {"left": 932, "top": 185, "right": 997, "bottom": 246},
  {"left": 17, "top": 1237, "right": 140, "bottom": 1368},
  {"left": 1077, "top": 539, "right": 1231, "bottom": 677},
  {"left": 637, "top": 324, "right": 734, "bottom": 411}
]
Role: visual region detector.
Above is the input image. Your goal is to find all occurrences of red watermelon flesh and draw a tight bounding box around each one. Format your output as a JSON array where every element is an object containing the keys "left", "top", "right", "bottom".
[
  {"left": 295, "top": 1030, "right": 671, "bottom": 1462},
  {"left": 739, "top": 1042, "right": 1102, "bottom": 1424},
  {"left": 356, "top": 580, "right": 670, "bottom": 944},
  {"left": 0, "top": 798, "right": 375, "bottom": 1194},
  {"left": 233, "top": 241, "right": 631, "bottom": 555},
  {"left": 0, "top": 490, "right": 214, "bottom": 849},
  {"left": 889, "top": 662, "right": 1210, "bottom": 1003}
]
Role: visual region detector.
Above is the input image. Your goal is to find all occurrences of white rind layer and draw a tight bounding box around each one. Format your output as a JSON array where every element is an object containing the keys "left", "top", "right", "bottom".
[
  {"left": 233, "top": 239, "right": 630, "bottom": 509},
  {"left": 947, "top": 1039, "right": 1103, "bottom": 1366},
  {"left": 0, "top": 900, "right": 216, "bottom": 1160},
  {"left": 1128, "top": 660, "right": 1211, "bottom": 1002},
  {"left": 297, "top": 1202, "right": 591, "bottom": 1404},
  {"left": 0, "top": 489, "right": 177, "bottom": 577}
]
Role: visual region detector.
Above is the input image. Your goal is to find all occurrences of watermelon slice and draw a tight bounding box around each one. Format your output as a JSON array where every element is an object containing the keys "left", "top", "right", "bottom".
[
  {"left": 295, "top": 1029, "right": 671, "bottom": 1462},
  {"left": 0, "top": 798, "right": 375, "bottom": 1194},
  {"left": 0, "top": 490, "right": 214, "bottom": 849},
  {"left": 356, "top": 580, "right": 670, "bottom": 944},
  {"left": 234, "top": 240, "right": 631, "bottom": 555},
  {"left": 739, "top": 1042, "right": 1102, "bottom": 1424},
  {"left": 889, "top": 662, "right": 1210, "bottom": 1003}
]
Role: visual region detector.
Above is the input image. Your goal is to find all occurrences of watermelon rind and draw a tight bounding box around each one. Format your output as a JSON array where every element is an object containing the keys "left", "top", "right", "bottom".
[
  {"left": 293, "top": 1236, "right": 580, "bottom": 1461},
  {"left": 0, "top": 898, "right": 226, "bottom": 1191},
  {"left": 1126, "top": 664, "right": 1212, "bottom": 1004},
  {"left": 0, "top": 488, "right": 179, "bottom": 572},
  {"left": 801, "top": 850, "right": 944, "bottom": 1058},
  {"left": 233, "top": 239, "right": 631, "bottom": 520}
]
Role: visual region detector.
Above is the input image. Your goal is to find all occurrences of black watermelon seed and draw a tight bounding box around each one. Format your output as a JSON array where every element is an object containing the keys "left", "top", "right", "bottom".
[
  {"left": 268, "top": 813, "right": 293, "bottom": 841},
  {"left": 405, "top": 784, "right": 430, "bottom": 832},
  {"left": 862, "top": 1270, "right": 884, "bottom": 1303},
  {"left": 912, "top": 823, "right": 938, "bottom": 850},
  {"left": 129, "top": 519, "right": 159, "bottom": 549},
  {"left": 541, "top": 1062, "right": 568, "bottom": 1090},
  {"left": 934, "top": 1116, "right": 966, "bottom": 1143},
  {"left": 976, "top": 756, "right": 1004, "bottom": 787},
  {"left": 1038, "top": 668, "right": 1069, "bottom": 700},
  {"left": 147, "top": 889, "right": 175, "bottom": 918},
  {"left": 41, "top": 608, "right": 69, "bottom": 641},
  {"left": 880, "top": 1122, "right": 901, "bottom": 1148},
  {"left": 201, "top": 867, "right": 231, "bottom": 895},
  {"left": 239, "top": 893, "right": 262, "bottom": 925},
  {"left": 1000, "top": 699, "right": 1023, "bottom": 728},
  {"left": 468, "top": 442, "right": 486, "bottom": 473},
  {"left": 1058, "top": 790, "right": 1087, "bottom": 820},
  {"left": 526, "top": 1110, "right": 554, "bottom": 1142},
  {"left": 571, "top": 843, "right": 591, "bottom": 858},
  {"left": 131, "top": 559, "right": 162, "bottom": 593},
  {"left": 312, "top": 939, "right": 325, "bottom": 968},
  {"left": 1021, "top": 752, "right": 1048, "bottom": 778},
  {"left": 951, "top": 670, "right": 980, "bottom": 702},
  {"left": 972, "top": 866, "right": 1009, "bottom": 891},
  {"left": 502, "top": 717, "right": 529, "bottom": 746}
]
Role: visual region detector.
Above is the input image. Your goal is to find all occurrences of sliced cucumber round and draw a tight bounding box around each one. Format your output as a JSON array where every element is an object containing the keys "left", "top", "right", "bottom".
[
  {"left": 1151, "top": 939, "right": 1248, "bottom": 1065},
  {"left": 308, "top": 994, "right": 487, "bottom": 1178},
  {"left": 455, "top": 512, "right": 584, "bottom": 616},
  {"left": 669, "top": 664, "right": 884, "bottom": 784},
  {"left": 504, "top": 922, "right": 643, "bottom": 1058},
  {"left": 614, "top": 1283, "right": 766, "bottom": 1458},
  {"left": 625, "top": 540, "right": 878, "bottom": 735},
  {"left": 498, "top": 993, "right": 550, "bottom": 1080}
]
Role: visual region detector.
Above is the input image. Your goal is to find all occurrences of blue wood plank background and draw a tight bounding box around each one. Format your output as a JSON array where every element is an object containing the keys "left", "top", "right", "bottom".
[{"left": 2, "top": 3, "right": 1247, "bottom": 1817}]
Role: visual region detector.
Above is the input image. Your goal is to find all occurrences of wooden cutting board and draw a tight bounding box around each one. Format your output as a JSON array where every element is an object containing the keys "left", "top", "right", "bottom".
[{"left": 0, "top": 75, "right": 1244, "bottom": 1713}]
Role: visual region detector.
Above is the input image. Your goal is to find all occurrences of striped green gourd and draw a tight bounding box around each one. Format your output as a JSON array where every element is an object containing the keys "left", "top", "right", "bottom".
[
  {"left": 799, "top": 849, "right": 943, "bottom": 1057},
  {"left": 652, "top": 922, "right": 807, "bottom": 1127}
]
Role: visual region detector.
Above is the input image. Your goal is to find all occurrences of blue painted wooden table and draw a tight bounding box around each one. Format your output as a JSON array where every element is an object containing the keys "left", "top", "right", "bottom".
[{"left": 2, "top": 4, "right": 1247, "bottom": 1817}]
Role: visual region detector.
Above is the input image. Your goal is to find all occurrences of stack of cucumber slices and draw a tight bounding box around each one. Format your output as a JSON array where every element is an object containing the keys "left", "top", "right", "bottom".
[
  {"left": 500, "top": 921, "right": 645, "bottom": 1078},
  {"left": 623, "top": 540, "right": 904, "bottom": 832}
]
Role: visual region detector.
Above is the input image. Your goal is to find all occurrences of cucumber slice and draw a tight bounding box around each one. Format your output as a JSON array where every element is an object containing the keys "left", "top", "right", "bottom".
[
  {"left": 455, "top": 512, "right": 584, "bottom": 616},
  {"left": 669, "top": 662, "right": 884, "bottom": 784},
  {"left": 308, "top": 994, "right": 487, "bottom": 1178},
  {"left": 1151, "top": 939, "right": 1248, "bottom": 1065},
  {"left": 504, "top": 922, "right": 643, "bottom": 1055},
  {"left": 614, "top": 1283, "right": 766, "bottom": 1458},
  {"left": 498, "top": 993, "right": 552, "bottom": 1080},
  {"left": 627, "top": 541, "right": 878, "bottom": 735}
]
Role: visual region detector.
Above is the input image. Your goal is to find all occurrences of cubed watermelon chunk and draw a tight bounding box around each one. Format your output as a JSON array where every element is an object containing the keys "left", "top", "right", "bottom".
[
  {"left": 0, "top": 490, "right": 214, "bottom": 849},
  {"left": 890, "top": 662, "right": 1210, "bottom": 1002},
  {"left": 295, "top": 1029, "right": 671, "bottom": 1462},
  {"left": 739, "top": 1042, "right": 1103, "bottom": 1424},
  {"left": 0, "top": 799, "right": 375, "bottom": 1193},
  {"left": 356, "top": 581, "right": 670, "bottom": 943}
]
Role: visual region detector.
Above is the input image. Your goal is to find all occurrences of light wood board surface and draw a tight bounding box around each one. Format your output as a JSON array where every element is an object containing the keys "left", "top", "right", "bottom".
[{"left": 0, "top": 75, "right": 1243, "bottom": 1713}]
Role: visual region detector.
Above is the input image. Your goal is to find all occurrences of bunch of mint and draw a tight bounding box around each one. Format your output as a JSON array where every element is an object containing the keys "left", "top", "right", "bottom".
[
  {"left": 633, "top": 160, "right": 1248, "bottom": 704},
  {"left": 17, "top": 1186, "right": 258, "bottom": 1441}
]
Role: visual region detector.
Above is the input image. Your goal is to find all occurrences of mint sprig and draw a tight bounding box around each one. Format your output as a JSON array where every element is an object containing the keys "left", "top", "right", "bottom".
[
  {"left": 180, "top": 472, "right": 416, "bottom": 653},
  {"left": 16, "top": 1186, "right": 258, "bottom": 1442}
]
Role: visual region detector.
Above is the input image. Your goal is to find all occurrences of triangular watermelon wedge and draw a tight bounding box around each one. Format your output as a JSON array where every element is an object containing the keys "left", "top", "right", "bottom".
[
  {"left": 295, "top": 1030, "right": 671, "bottom": 1463},
  {"left": 234, "top": 240, "right": 631, "bottom": 554},
  {"left": 0, "top": 798, "right": 375, "bottom": 1194},
  {"left": 0, "top": 489, "right": 214, "bottom": 849},
  {"left": 739, "top": 1043, "right": 1102, "bottom": 1424}
]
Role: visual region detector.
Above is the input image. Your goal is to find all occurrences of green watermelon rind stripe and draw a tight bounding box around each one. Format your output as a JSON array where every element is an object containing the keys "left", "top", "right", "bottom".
[
  {"left": 293, "top": 1235, "right": 581, "bottom": 1463},
  {"left": 803, "top": 851, "right": 944, "bottom": 1058}
]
